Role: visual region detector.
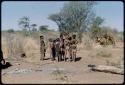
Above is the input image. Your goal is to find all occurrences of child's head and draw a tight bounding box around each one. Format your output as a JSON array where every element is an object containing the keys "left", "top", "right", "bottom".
[
  {"left": 72, "top": 34, "right": 76, "bottom": 39},
  {"left": 68, "top": 37, "right": 72, "bottom": 41},
  {"left": 40, "top": 35, "right": 44, "bottom": 40}
]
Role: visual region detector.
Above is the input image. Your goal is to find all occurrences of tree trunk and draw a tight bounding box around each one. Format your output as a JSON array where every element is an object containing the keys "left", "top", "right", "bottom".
[{"left": 89, "top": 65, "right": 124, "bottom": 75}]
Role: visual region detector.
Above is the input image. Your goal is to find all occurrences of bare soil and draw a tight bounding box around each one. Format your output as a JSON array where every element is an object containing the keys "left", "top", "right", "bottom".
[{"left": 1, "top": 42, "right": 124, "bottom": 84}]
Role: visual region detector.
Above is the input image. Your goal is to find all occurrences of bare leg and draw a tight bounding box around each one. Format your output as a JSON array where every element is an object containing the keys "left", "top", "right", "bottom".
[
  {"left": 67, "top": 49, "right": 70, "bottom": 61},
  {"left": 40, "top": 49, "right": 44, "bottom": 60},
  {"left": 57, "top": 54, "right": 60, "bottom": 62},
  {"left": 49, "top": 48, "right": 52, "bottom": 59},
  {"left": 75, "top": 52, "right": 76, "bottom": 61},
  {"left": 70, "top": 50, "right": 72, "bottom": 62},
  {"left": 72, "top": 51, "right": 74, "bottom": 62},
  {"left": 59, "top": 52, "right": 62, "bottom": 62},
  {"left": 73, "top": 51, "right": 76, "bottom": 62},
  {"left": 64, "top": 50, "right": 67, "bottom": 61}
]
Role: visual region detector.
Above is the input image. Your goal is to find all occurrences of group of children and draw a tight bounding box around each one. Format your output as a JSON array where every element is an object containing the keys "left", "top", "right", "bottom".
[{"left": 48, "top": 32, "right": 78, "bottom": 62}]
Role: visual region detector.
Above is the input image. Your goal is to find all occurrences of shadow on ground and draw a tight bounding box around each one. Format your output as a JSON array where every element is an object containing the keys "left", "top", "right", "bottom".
[
  {"left": 44, "top": 58, "right": 50, "bottom": 60},
  {"left": 75, "top": 57, "right": 82, "bottom": 62},
  {"left": 1, "top": 50, "right": 12, "bottom": 69},
  {"left": 1, "top": 62, "right": 12, "bottom": 69}
]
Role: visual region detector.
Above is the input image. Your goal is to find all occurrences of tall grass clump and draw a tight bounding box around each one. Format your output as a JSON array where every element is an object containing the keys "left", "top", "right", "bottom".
[
  {"left": 2, "top": 33, "right": 23, "bottom": 58},
  {"left": 2, "top": 36, "right": 9, "bottom": 59},
  {"left": 82, "top": 33, "right": 94, "bottom": 50},
  {"left": 22, "top": 37, "right": 41, "bottom": 62},
  {"left": 2, "top": 33, "right": 24, "bottom": 60}
]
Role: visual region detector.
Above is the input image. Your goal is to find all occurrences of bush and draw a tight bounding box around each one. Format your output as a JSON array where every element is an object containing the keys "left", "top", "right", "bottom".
[
  {"left": 39, "top": 25, "right": 48, "bottom": 32},
  {"left": 7, "top": 29, "right": 15, "bottom": 33}
]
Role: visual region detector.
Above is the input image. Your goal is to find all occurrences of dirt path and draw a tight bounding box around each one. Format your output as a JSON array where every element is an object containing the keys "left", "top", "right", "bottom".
[{"left": 1, "top": 44, "right": 124, "bottom": 84}]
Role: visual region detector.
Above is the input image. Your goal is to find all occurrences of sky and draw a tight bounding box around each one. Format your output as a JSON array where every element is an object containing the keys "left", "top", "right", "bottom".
[{"left": 1, "top": 1, "right": 124, "bottom": 31}]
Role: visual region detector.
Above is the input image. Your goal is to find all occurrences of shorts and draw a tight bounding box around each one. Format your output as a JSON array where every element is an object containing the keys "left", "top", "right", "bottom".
[{"left": 72, "top": 49, "right": 77, "bottom": 53}]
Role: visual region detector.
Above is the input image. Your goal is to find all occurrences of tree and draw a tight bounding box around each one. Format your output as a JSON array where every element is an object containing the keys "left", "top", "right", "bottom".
[
  {"left": 39, "top": 25, "right": 48, "bottom": 32},
  {"left": 90, "top": 16, "right": 104, "bottom": 38},
  {"left": 7, "top": 29, "right": 15, "bottom": 33},
  {"left": 18, "top": 16, "right": 31, "bottom": 35},
  {"left": 49, "top": 1, "right": 97, "bottom": 42},
  {"left": 31, "top": 24, "right": 37, "bottom": 32}
]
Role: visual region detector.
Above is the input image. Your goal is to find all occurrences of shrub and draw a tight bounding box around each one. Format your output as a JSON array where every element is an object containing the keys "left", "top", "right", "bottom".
[
  {"left": 39, "top": 25, "right": 48, "bottom": 32},
  {"left": 7, "top": 29, "right": 15, "bottom": 33}
]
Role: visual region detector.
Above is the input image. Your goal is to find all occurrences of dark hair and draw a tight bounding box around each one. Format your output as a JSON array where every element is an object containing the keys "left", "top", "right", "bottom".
[
  {"left": 53, "top": 40, "right": 56, "bottom": 43},
  {"left": 72, "top": 34, "right": 76, "bottom": 39},
  {"left": 56, "top": 38, "right": 60, "bottom": 42},
  {"left": 68, "top": 37, "right": 72, "bottom": 41},
  {"left": 40, "top": 36, "right": 44, "bottom": 39}
]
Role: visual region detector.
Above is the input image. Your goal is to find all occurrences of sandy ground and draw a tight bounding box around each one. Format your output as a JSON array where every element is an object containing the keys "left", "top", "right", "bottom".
[{"left": 1, "top": 43, "right": 124, "bottom": 84}]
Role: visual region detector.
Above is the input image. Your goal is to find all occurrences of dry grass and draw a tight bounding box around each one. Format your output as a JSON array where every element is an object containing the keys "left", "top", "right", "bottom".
[
  {"left": 22, "top": 37, "right": 41, "bottom": 62},
  {"left": 96, "top": 48, "right": 112, "bottom": 58},
  {"left": 1, "top": 31, "right": 59, "bottom": 62},
  {"left": 105, "top": 54, "right": 124, "bottom": 68},
  {"left": 51, "top": 67, "right": 69, "bottom": 82},
  {"left": 2, "top": 36, "right": 9, "bottom": 59},
  {"left": 82, "top": 33, "right": 94, "bottom": 50},
  {"left": 2, "top": 33, "right": 24, "bottom": 59},
  {"left": 1, "top": 31, "right": 123, "bottom": 64},
  {"left": 2, "top": 33, "right": 41, "bottom": 62},
  {"left": 88, "top": 47, "right": 112, "bottom": 58},
  {"left": 88, "top": 43, "right": 123, "bottom": 69}
]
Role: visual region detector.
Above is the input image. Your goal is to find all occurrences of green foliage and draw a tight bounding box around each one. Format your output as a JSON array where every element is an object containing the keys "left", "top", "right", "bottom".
[
  {"left": 78, "top": 31, "right": 83, "bottom": 43},
  {"left": 32, "top": 28, "right": 37, "bottom": 32},
  {"left": 49, "top": 1, "right": 97, "bottom": 42},
  {"left": 18, "top": 16, "right": 30, "bottom": 30},
  {"left": 90, "top": 16, "right": 104, "bottom": 38},
  {"left": 18, "top": 16, "right": 31, "bottom": 36},
  {"left": 7, "top": 29, "right": 15, "bottom": 33},
  {"left": 31, "top": 24, "right": 37, "bottom": 32},
  {"left": 92, "top": 17, "right": 104, "bottom": 27},
  {"left": 39, "top": 25, "right": 48, "bottom": 32}
]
